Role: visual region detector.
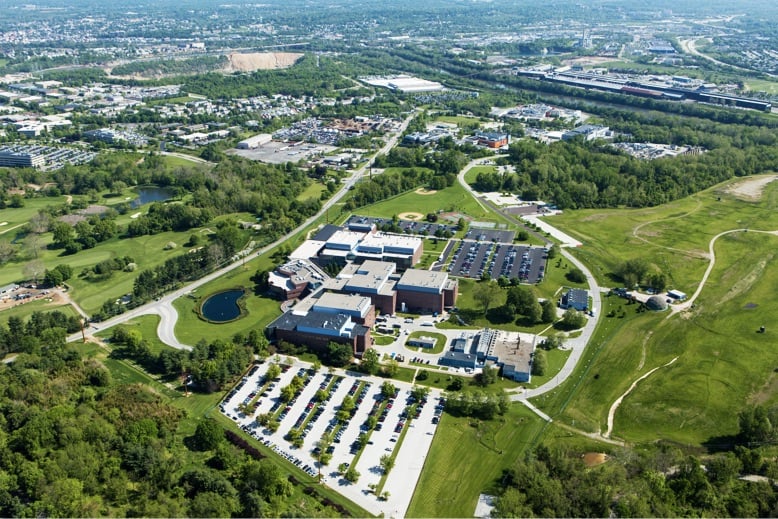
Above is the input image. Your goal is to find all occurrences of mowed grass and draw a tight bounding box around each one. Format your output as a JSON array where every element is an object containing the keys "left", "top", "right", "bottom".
[
  {"left": 464, "top": 165, "right": 496, "bottom": 184},
  {"left": 437, "top": 278, "right": 550, "bottom": 334},
  {"left": 356, "top": 182, "right": 493, "bottom": 223},
  {"left": 172, "top": 255, "right": 281, "bottom": 346},
  {"left": 0, "top": 297, "right": 78, "bottom": 326},
  {"left": 407, "top": 404, "right": 546, "bottom": 517},
  {"left": 540, "top": 177, "right": 778, "bottom": 446},
  {"left": 0, "top": 196, "right": 70, "bottom": 232}
]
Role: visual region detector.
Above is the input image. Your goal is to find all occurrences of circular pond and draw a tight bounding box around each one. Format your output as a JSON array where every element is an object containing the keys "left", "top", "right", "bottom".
[{"left": 200, "top": 289, "right": 245, "bottom": 323}]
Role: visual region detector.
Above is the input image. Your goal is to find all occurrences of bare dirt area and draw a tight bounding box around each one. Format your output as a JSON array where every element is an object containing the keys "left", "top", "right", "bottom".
[
  {"left": 582, "top": 452, "right": 608, "bottom": 467},
  {"left": 414, "top": 187, "right": 438, "bottom": 196},
  {"left": 225, "top": 52, "right": 303, "bottom": 72},
  {"left": 398, "top": 212, "right": 424, "bottom": 220},
  {"left": 724, "top": 174, "right": 778, "bottom": 201}
]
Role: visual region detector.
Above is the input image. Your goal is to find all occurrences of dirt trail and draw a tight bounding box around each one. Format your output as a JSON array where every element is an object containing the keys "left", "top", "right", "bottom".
[{"left": 605, "top": 357, "right": 679, "bottom": 439}]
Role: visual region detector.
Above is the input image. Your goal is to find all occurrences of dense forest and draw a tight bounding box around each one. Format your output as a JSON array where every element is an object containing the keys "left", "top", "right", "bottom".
[
  {"left": 471, "top": 139, "right": 778, "bottom": 209},
  {"left": 0, "top": 338, "right": 344, "bottom": 517},
  {"left": 493, "top": 425, "right": 778, "bottom": 518}
]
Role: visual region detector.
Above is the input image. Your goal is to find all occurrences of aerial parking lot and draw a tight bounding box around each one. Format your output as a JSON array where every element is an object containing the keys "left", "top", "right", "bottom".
[
  {"left": 447, "top": 240, "right": 547, "bottom": 283},
  {"left": 220, "top": 357, "right": 442, "bottom": 518}
]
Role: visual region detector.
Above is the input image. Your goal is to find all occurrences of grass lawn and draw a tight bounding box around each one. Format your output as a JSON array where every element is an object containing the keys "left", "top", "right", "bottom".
[
  {"left": 434, "top": 115, "right": 482, "bottom": 128},
  {"left": 522, "top": 346, "right": 571, "bottom": 389},
  {"left": 464, "top": 165, "right": 496, "bottom": 185},
  {"left": 296, "top": 182, "right": 327, "bottom": 202},
  {"left": 160, "top": 154, "right": 204, "bottom": 169},
  {"left": 95, "top": 314, "right": 175, "bottom": 357},
  {"left": 407, "top": 404, "right": 546, "bottom": 517},
  {"left": 550, "top": 177, "right": 778, "bottom": 290},
  {"left": 374, "top": 335, "right": 396, "bottom": 346},
  {"left": 0, "top": 196, "right": 70, "bottom": 234},
  {"left": 173, "top": 289, "right": 281, "bottom": 347},
  {"left": 404, "top": 331, "right": 447, "bottom": 354},
  {"left": 416, "top": 238, "right": 448, "bottom": 269},
  {"left": 356, "top": 182, "right": 494, "bottom": 223},
  {"left": 744, "top": 79, "right": 778, "bottom": 95},
  {"left": 437, "top": 278, "right": 550, "bottom": 334},
  {"left": 535, "top": 178, "right": 778, "bottom": 446},
  {"left": 0, "top": 297, "right": 78, "bottom": 326}
]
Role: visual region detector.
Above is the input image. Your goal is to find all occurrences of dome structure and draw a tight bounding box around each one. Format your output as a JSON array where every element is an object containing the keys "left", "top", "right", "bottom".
[{"left": 646, "top": 295, "right": 668, "bottom": 311}]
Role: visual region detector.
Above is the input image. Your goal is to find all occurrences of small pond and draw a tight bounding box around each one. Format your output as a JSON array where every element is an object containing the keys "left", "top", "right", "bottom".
[
  {"left": 131, "top": 187, "right": 175, "bottom": 208},
  {"left": 200, "top": 289, "right": 245, "bottom": 323}
]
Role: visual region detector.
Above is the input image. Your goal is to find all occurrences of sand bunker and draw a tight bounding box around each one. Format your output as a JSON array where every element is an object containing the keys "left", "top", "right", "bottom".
[
  {"left": 415, "top": 188, "right": 438, "bottom": 196},
  {"left": 582, "top": 452, "right": 608, "bottom": 467},
  {"left": 226, "top": 52, "right": 303, "bottom": 72},
  {"left": 725, "top": 174, "right": 778, "bottom": 201},
  {"left": 398, "top": 212, "right": 424, "bottom": 220}
]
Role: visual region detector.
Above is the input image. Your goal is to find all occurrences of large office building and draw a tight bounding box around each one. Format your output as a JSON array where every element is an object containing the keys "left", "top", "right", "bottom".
[
  {"left": 267, "top": 311, "right": 371, "bottom": 358},
  {"left": 396, "top": 268, "right": 458, "bottom": 314}
]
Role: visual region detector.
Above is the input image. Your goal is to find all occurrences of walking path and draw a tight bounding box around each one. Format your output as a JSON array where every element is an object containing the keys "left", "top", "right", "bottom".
[{"left": 604, "top": 357, "right": 678, "bottom": 438}]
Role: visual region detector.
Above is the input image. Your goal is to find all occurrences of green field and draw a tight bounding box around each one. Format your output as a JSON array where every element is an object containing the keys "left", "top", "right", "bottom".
[
  {"left": 434, "top": 115, "right": 482, "bottom": 128},
  {"left": 171, "top": 255, "right": 280, "bottom": 346},
  {"left": 355, "top": 182, "right": 494, "bottom": 223},
  {"left": 407, "top": 404, "right": 546, "bottom": 517},
  {"left": 463, "top": 165, "right": 495, "bottom": 185},
  {"left": 541, "top": 176, "right": 778, "bottom": 445},
  {"left": 0, "top": 297, "right": 78, "bottom": 326},
  {"left": 745, "top": 79, "right": 778, "bottom": 95},
  {"left": 437, "top": 278, "right": 550, "bottom": 334},
  {"left": 296, "top": 182, "right": 327, "bottom": 202}
]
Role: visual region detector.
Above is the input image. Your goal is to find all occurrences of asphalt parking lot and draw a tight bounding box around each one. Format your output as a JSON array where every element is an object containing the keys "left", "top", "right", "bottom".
[
  {"left": 463, "top": 227, "right": 515, "bottom": 243},
  {"left": 220, "top": 357, "right": 442, "bottom": 517},
  {"left": 446, "top": 240, "right": 547, "bottom": 283}
]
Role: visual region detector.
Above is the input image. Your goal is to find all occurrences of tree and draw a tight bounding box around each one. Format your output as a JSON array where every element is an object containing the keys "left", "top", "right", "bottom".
[
  {"left": 193, "top": 419, "right": 224, "bottom": 451},
  {"left": 411, "top": 386, "right": 430, "bottom": 401},
  {"left": 266, "top": 363, "right": 281, "bottom": 381},
  {"left": 0, "top": 240, "right": 15, "bottom": 264},
  {"left": 384, "top": 358, "right": 399, "bottom": 377},
  {"left": 473, "top": 280, "right": 502, "bottom": 315},
  {"left": 24, "top": 234, "right": 42, "bottom": 259},
  {"left": 566, "top": 267, "right": 586, "bottom": 284},
  {"left": 23, "top": 260, "right": 45, "bottom": 284},
  {"left": 344, "top": 467, "right": 360, "bottom": 483},
  {"left": 546, "top": 245, "right": 559, "bottom": 259},
  {"left": 532, "top": 350, "right": 548, "bottom": 376},
  {"left": 52, "top": 222, "right": 75, "bottom": 248},
  {"left": 561, "top": 308, "right": 587, "bottom": 329},
  {"left": 738, "top": 405, "right": 774, "bottom": 445},
  {"left": 475, "top": 365, "right": 498, "bottom": 386},
  {"left": 361, "top": 347, "right": 380, "bottom": 375},
  {"left": 379, "top": 454, "right": 395, "bottom": 474},
  {"left": 381, "top": 381, "right": 397, "bottom": 399},
  {"left": 541, "top": 300, "right": 557, "bottom": 323},
  {"left": 327, "top": 342, "right": 353, "bottom": 367},
  {"left": 619, "top": 258, "right": 650, "bottom": 287}
]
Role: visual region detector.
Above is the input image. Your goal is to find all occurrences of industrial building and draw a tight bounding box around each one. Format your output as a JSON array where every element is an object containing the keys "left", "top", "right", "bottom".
[
  {"left": 438, "top": 329, "right": 535, "bottom": 382},
  {"left": 560, "top": 288, "right": 589, "bottom": 311},
  {"left": 266, "top": 311, "right": 371, "bottom": 358},
  {"left": 237, "top": 133, "right": 272, "bottom": 149},
  {"left": 267, "top": 259, "right": 329, "bottom": 300}
]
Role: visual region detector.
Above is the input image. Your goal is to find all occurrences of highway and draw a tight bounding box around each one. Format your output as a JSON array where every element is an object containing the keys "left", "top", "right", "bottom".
[{"left": 66, "top": 111, "right": 418, "bottom": 347}]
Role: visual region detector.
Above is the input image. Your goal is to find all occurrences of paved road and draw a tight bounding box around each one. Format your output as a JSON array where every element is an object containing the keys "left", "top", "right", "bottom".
[
  {"left": 67, "top": 112, "right": 418, "bottom": 348},
  {"left": 509, "top": 247, "right": 603, "bottom": 406}
]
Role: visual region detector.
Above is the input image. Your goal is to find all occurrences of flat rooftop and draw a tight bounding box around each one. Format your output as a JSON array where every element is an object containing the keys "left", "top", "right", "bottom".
[
  {"left": 325, "top": 230, "right": 367, "bottom": 251},
  {"left": 396, "top": 269, "right": 449, "bottom": 293},
  {"left": 289, "top": 240, "right": 326, "bottom": 260},
  {"left": 314, "top": 292, "right": 372, "bottom": 316},
  {"left": 339, "top": 260, "right": 396, "bottom": 294}
]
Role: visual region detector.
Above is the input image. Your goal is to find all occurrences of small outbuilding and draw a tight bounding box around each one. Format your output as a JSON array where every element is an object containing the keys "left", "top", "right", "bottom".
[{"left": 667, "top": 289, "right": 687, "bottom": 301}]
